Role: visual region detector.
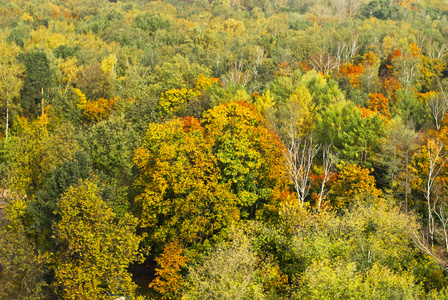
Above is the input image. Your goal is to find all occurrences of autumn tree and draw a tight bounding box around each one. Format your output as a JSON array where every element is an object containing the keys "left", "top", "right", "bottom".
[
  {"left": 8, "top": 118, "right": 80, "bottom": 198},
  {"left": 26, "top": 151, "right": 92, "bottom": 249},
  {"left": 202, "top": 101, "right": 288, "bottom": 218},
  {"left": 149, "top": 241, "right": 190, "bottom": 300},
  {"left": 414, "top": 139, "right": 448, "bottom": 247},
  {"left": 368, "top": 92, "right": 391, "bottom": 118},
  {"left": 0, "top": 207, "right": 49, "bottom": 300},
  {"left": 134, "top": 117, "right": 240, "bottom": 248},
  {"left": 329, "top": 163, "right": 382, "bottom": 208},
  {"left": 429, "top": 88, "right": 448, "bottom": 130},
  {"left": 53, "top": 179, "right": 143, "bottom": 300}
]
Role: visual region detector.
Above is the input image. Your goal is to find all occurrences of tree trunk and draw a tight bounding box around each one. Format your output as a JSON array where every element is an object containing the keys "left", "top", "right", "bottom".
[
  {"left": 41, "top": 86, "right": 44, "bottom": 117},
  {"left": 5, "top": 98, "right": 8, "bottom": 141}
]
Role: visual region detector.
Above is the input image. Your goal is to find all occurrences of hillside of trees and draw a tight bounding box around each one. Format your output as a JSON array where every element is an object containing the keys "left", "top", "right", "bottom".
[{"left": 4, "top": 0, "right": 448, "bottom": 298}]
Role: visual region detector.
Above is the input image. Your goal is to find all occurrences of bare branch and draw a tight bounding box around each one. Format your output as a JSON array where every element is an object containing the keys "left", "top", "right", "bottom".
[
  {"left": 284, "top": 137, "right": 320, "bottom": 206},
  {"left": 317, "top": 144, "right": 335, "bottom": 212}
]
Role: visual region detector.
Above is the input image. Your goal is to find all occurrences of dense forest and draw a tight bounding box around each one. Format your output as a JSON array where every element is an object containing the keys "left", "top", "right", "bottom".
[{"left": 4, "top": 0, "right": 448, "bottom": 298}]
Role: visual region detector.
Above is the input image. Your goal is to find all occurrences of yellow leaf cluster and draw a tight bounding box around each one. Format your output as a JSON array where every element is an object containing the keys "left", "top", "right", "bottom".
[
  {"left": 101, "top": 54, "right": 117, "bottom": 76},
  {"left": 330, "top": 163, "right": 382, "bottom": 208}
]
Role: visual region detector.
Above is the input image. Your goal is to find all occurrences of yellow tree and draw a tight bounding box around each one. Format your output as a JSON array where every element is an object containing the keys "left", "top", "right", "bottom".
[
  {"left": 134, "top": 117, "right": 240, "bottom": 246},
  {"left": 9, "top": 117, "right": 80, "bottom": 197},
  {"left": 277, "top": 85, "right": 318, "bottom": 206},
  {"left": 329, "top": 163, "right": 382, "bottom": 208},
  {"left": 58, "top": 56, "right": 79, "bottom": 94},
  {"left": 53, "top": 179, "right": 143, "bottom": 300},
  {"left": 134, "top": 117, "right": 240, "bottom": 298}
]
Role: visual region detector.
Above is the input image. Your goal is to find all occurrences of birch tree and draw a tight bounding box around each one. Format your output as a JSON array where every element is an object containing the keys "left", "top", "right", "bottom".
[{"left": 0, "top": 57, "right": 24, "bottom": 140}]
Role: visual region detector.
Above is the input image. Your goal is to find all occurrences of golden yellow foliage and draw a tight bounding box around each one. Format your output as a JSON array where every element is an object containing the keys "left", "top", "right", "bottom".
[{"left": 330, "top": 163, "right": 382, "bottom": 208}]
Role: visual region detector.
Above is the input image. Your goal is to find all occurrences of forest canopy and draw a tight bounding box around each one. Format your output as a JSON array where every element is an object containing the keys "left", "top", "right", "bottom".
[{"left": 3, "top": 0, "right": 448, "bottom": 299}]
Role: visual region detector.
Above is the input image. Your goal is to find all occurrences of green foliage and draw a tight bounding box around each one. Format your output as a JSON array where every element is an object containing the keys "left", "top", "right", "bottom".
[
  {"left": 149, "top": 54, "right": 211, "bottom": 95},
  {"left": 82, "top": 113, "right": 141, "bottom": 216},
  {"left": 314, "top": 101, "right": 385, "bottom": 166},
  {"left": 394, "top": 89, "right": 431, "bottom": 130},
  {"left": 0, "top": 54, "right": 24, "bottom": 140},
  {"left": 132, "top": 13, "right": 170, "bottom": 35},
  {"left": 6, "top": 23, "right": 32, "bottom": 48},
  {"left": 53, "top": 45, "right": 81, "bottom": 59},
  {"left": 75, "top": 62, "right": 114, "bottom": 100},
  {"left": 8, "top": 118, "right": 48, "bottom": 196},
  {"left": 2, "top": 0, "right": 448, "bottom": 298},
  {"left": 27, "top": 151, "right": 92, "bottom": 249},
  {"left": 202, "top": 101, "right": 287, "bottom": 218},
  {"left": 83, "top": 113, "right": 138, "bottom": 181},
  {"left": 297, "top": 260, "right": 420, "bottom": 299},
  {"left": 361, "top": 0, "right": 401, "bottom": 20},
  {"left": 184, "top": 227, "right": 287, "bottom": 300},
  {"left": 18, "top": 51, "right": 53, "bottom": 117}
]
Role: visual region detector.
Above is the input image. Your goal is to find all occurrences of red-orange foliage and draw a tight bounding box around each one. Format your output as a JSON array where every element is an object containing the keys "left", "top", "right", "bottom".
[
  {"left": 368, "top": 93, "right": 391, "bottom": 118},
  {"left": 383, "top": 77, "right": 402, "bottom": 100},
  {"left": 83, "top": 97, "right": 116, "bottom": 122},
  {"left": 249, "top": 91, "right": 261, "bottom": 101},
  {"left": 391, "top": 49, "right": 402, "bottom": 60},
  {"left": 399, "top": 0, "right": 419, "bottom": 10},
  {"left": 358, "top": 106, "right": 378, "bottom": 119},
  {"left": 339, "top": 62, "right": 365, "bottom": 87},
  {"left": 299, "top": 62, "right": 311, "bottom": 72},
  {"left": 330, "top": 163, "right": 382, "bottom": 208},
  {"left": 149, "top": 241, "right": 189, "bottom": 299},
  {"left": 182, "top": 116, "right": 202, "bottom": 133},
  {"left": 275, "top": 62, "right": 292, "bottom": 78}
]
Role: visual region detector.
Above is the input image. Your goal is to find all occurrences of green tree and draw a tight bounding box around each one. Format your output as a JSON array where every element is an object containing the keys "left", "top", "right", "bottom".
[
  {"left": 297, "top": 260, "right": 420, "bottom": 300},
  {"left": 26, "top": 151, "right": 92, "bottom": 249},
  {"left": 0, "top": 215, "right": 49, "bottom": 300},
  {"left": 9, "top": 119, "right": 80, "bottom": 198},
  {"left": 314, "top": 101, "right": 385, "bottom": 166},
  {"left": 75, "top": 62, "right": 114, "bottom": 100},
  {"left": 83, "top": 113, "right": 138, "bottom": 181},
  {"left": 132, "top": 12, "right": 171, "bottom": 36},
  {"left": 361, "top": 0, "right": 400, "bottom": 20},
  {"left": 184, "top": 227, "right": 286, "bottom": 300},
  {"left": 18, "top": 51, "right": 53, "bottom": 117}
]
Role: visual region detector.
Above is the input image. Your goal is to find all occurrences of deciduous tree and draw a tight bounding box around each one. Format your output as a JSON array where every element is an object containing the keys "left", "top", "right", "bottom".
[{"left": 53, "top": 179, "right": 142, "bottom": 300}]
